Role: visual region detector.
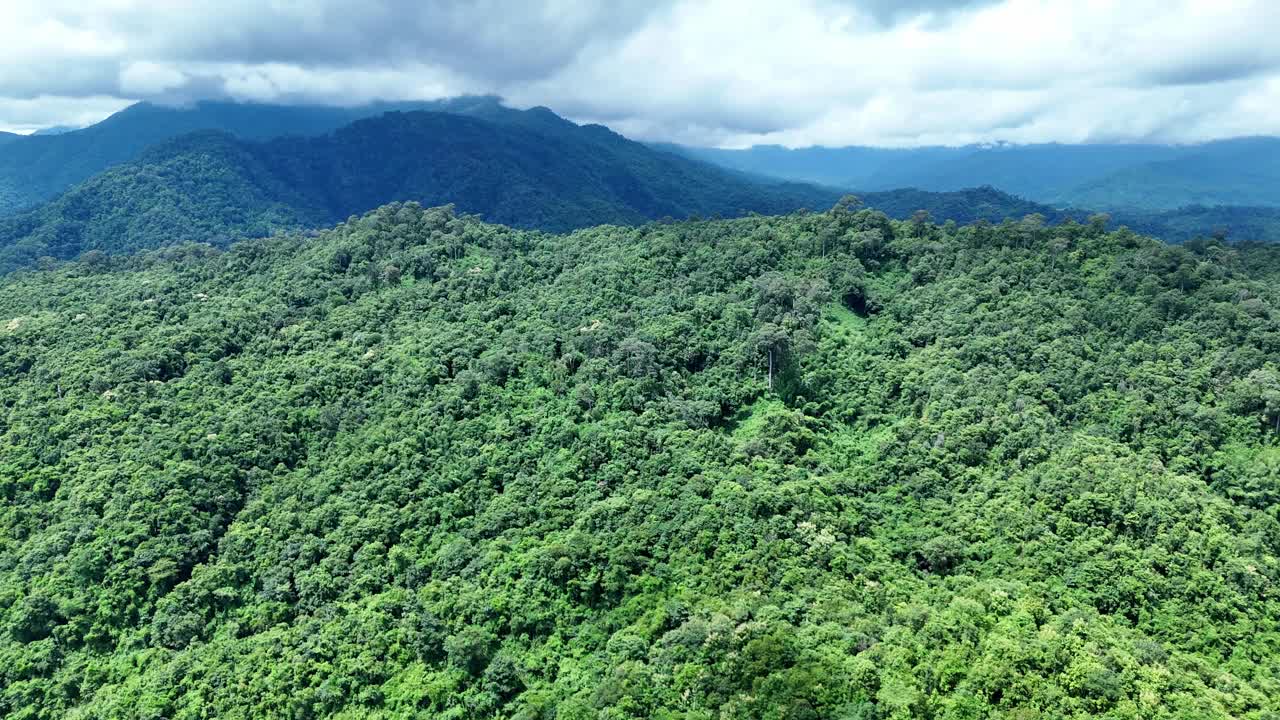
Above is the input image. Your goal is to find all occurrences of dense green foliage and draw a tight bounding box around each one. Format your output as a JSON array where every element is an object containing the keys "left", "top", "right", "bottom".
[
  {"left": 858, "top": 187, "right": 1068, "bottom": 226},
  {"left": 0, "top": 132, "right": 323, "bottom": 265},
  {"left": 2, "top": 202, "right": 1280, "bottom": 718}
]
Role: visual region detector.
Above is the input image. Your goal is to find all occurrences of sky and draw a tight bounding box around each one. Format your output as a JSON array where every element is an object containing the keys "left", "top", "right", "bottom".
[{"left": 1, "top": 0, "right": 1278, "bottom": 147}]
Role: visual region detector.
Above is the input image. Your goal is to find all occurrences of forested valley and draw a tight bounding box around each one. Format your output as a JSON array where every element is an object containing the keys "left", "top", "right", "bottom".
[{"left": 2, "top": 201, "right": 1279, "bottom": 718}]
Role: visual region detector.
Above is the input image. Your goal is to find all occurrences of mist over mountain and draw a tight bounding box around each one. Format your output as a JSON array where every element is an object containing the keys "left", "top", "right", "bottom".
[{"left": 29, "top": 125, "right": 81, "bottom": 136}]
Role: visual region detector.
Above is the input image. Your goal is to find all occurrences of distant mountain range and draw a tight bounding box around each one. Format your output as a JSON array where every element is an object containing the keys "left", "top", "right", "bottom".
[
  {"left": 0, "top": 98, "right": 1277, "bottom": 274},
  {"left": 673, "top": 137, "right": 1280, "bottom": 211},
  {"left": 0, "top": 105, "right": 839, "bottom": 271}
]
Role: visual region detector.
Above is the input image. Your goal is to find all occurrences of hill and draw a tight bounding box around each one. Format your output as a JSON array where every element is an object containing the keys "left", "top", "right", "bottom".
[
  {"left": 2, "top": 203, "right": 1279, "bottom": 718},
  {"left": 861, "top": 185, "right": 1074, "bottom": 225},
  {"left": 659, "top": 142, "right": 964, "bottom": 189},
  {"left": 0, "top": 110, "right": 837, "bottom": 271},
  {"left": 1060, "top": 138, "right": 1280, "bottom": 210},
  {"left": 0, "top": 97, "right": 516, "bottom": 217},
  {"left": 679, "top": 138, "right": 1280, "bottom": 212},
  {"left": 1117, "top": 205, "right": 1280, "bottom": 244}
]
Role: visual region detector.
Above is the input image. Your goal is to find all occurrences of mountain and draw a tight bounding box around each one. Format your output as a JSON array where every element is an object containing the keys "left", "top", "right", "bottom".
[
  {"left": 5, "top": 100, "right": 1269, "bottom": 274},
  {"left": 678, "top": 138, "right": 1280, "bottom": 211},
  {"left": 1115, "top": 204, "right": 1280, "bottom": 244},
  {"left": 0, "top": 131, "right": 19, "bottom": 147},
  {"left": 2, "top": 202, "right": 1279, "bottom": 718},
  {"left": 29, "top": 125, "right": 81, "bottom": 136},
  {"left": 0, "top": 97, "right": 514, "bottom": 217},
  {"left": 661, "top": 142, "right": 965, "bottom": 189},
  {"left": 0, "top": 109, "right": 839, "bottom": 271},
  {"left": 860, "top": 185, "right": 1074, "bottom": 225},
  {"left": 1060, "top": 137, "right": 1280, "bottom": 210}
]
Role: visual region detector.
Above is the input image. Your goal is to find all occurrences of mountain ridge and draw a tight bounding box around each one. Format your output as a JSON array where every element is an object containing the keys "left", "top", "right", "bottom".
[
  {"left": 0, "top": 109, "right": 839, "bottom": 271},
  {"left": 674, "top": 137, "right": 1280, "bottom": 210},
  {"left": 0, "top": 96, "right": 522, "bottom": 216}
]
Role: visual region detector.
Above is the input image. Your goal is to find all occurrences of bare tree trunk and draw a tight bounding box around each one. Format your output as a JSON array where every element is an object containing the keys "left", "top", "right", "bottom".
[{"left": 768, "top": 349, "right": 774, "bottom": 392}]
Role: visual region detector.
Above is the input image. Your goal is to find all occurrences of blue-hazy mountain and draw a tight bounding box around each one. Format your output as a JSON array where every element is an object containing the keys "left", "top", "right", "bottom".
[
  {"left": 674, "top": 138, "right": 1280, "bottom": 211},
  {"left": 29, "top": 125, "right": 81, "bottom": 136},
  {"left": 0, "top": 97, "right": 520, "bottom": 216},
  {"left": 0, "top": 108, "right": 843, "bottom": 270}
]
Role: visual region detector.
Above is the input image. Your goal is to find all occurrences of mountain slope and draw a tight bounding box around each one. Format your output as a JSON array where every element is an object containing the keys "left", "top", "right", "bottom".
[
  {"left": 2, "top": 203, "right": 1279, "bottom": 718},
  {"left": 1060, "top": 137, "right": 1280, "bottom": 210},
  {"left": 870, "top": 144, "right": 1184, "bottom": 202},
  {"left": 0, "top": 110, "right": 839, "bottom": 271},
  {"left": 666, "top": 143, "right": 963, "bottom": 188},
  {"left": 861, "top": 185, "right": 1074, "bottom": 224},
  {"left": 0, "top": 98, "right": 514, "bottom": 217},
  {"left": 0, "top": 132, "right": 324, "bottom": 264},
  {"left": 1116, "top": 205, "right": 1280, "bottom": 243},
  {"left": 680, "top": 138, "right": 1280, "bottom": 211}
]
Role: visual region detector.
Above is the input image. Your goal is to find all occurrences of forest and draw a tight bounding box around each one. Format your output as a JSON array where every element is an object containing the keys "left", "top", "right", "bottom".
[{"left": 2, "top": 200, "right": 1279, "bottom": 718}]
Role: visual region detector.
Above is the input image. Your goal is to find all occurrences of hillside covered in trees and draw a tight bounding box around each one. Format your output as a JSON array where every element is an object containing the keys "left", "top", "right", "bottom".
[
  {"left": 0, "top": 109, "right": 837, "bottom": 272},
  {"left": 6, "top": 110, "right": 1093, "bottom": 274},
  {"left": 0, "top": 99, "right": 519, "bottom": 217},
  {"left": 4, "top": 99, "right": 1274, "bottom": 274},
  {"left": 2, "top": 203, "right": 1279, "bottom": 719}
]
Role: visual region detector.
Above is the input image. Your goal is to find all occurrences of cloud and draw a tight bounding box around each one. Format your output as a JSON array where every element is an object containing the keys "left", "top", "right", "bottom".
[
  {"left": 840, "top": 0, "right": 1003, "bottom": 26},
  {"left": 0, "top": 95, "right": 133, "bottom": 134},
  {"left": 0, "top": 0, "right": 1277, "bottom": 145},
  {"left": 119, "top": 61, "right": 188, "bottom": 95}
]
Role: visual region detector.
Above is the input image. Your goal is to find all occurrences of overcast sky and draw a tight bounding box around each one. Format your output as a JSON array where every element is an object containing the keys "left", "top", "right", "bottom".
[{"left": 1, "top": 0, "right": 1277, "bottom": 147}]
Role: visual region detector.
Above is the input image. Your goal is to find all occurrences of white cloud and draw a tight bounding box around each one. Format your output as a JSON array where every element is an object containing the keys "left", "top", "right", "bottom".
[
  {"left": 0, "top": 95, "right": 133, "bottom": 134},
  {"left": 119, "top": 61, "right": 188, "bottom": 95},
  {"left": 0, "top": 0, "right": 1277, "bottom": 146}
]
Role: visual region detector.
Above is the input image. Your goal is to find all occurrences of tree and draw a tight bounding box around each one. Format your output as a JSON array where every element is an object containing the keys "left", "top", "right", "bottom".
[
  {"left": 1239, "top": 366, "right": 1280, "bottom": 433},
  {"left": 831, "top": 194, "right": 864, "bottom": 222},
  {"left": 752, "top": 323, "right": 790, "bottom": 391},
  {"left": 751, "top": 272, "right": 827, "bottom": 393},
  {"left": 910, "top": 209, "right": 932, "bottom": 237}
]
